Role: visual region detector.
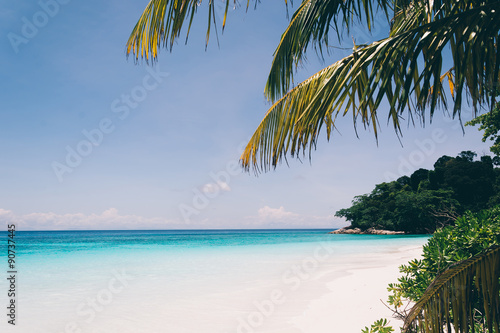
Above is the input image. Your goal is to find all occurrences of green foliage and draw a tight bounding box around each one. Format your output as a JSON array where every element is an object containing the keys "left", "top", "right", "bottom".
[
  {"left": 336, "top": 151, "right": 499, "bottom": 233},
  {"left": 466, "top": 102, "right": 500, "bottom": 157},
  {"left": 432, "top": 151, "right": 495, "bottom": 212},
  {"left": 239, "top": 0, "right": 500, "bottom": 172},
  {"left": 403, "top": 245, "right": 500, "bottom": 333},
  {"left": 125, "top": 0, "right": 500, "bottom": 173},
  {"left": 388, "top": 206, "right": 500, "bottom": 310},
  {"left": 361, "top": 318, "right": 394, "bottom": 333}
]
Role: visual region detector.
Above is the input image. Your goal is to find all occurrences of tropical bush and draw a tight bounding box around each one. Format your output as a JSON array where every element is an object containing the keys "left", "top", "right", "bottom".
[
  {"left": 403, "top": 245, "right": 500, "bottom": 333},
  {"left": 388, "top": 206, "right": 500, "bottom": 313},
  {"left": 466, "top": 102, "right": 500, "bottom": 158},
  {"left": 361, "top": 318, "right": 394, "bottom": 333}
]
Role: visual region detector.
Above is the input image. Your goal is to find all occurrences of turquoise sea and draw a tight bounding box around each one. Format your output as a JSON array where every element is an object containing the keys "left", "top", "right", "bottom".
[{"left": 0, "top": 229, "right": 429, "bottom": 333}]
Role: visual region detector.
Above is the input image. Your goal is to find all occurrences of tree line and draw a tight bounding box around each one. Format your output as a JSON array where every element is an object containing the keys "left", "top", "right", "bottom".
[{"left": 335, "top": 151, "right": 500, "bottom": 233}]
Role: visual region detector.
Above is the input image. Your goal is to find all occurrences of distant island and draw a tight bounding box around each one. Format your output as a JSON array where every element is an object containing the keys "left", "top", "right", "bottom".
[{"left": 334, "top": 151, "right": 499, "bottom": 234}]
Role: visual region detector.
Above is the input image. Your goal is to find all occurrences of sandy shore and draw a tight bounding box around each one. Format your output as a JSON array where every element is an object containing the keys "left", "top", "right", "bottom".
[
  {"left": 290, "top": 244, "right": 424, "bottom": 333},
  {"left": 2, "top": 237, "right": 426, "bottom": 333}
]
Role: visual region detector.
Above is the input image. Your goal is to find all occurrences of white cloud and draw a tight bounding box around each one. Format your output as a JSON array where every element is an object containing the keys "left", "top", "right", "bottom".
[
  {"left": 250, "top": 206, "right": 347, "bottom": 228},
  {"left": 201, "top": 181, "right": 231, "bottom": 194},
  {"left": 0, "top": 207, "right": 346, "bottom": 231},
  {"left": 0, "top": 208, "right": 183, "bottom": 231},
  {"left": 257, "top": 206, "right": 299, "bottom": 221}
]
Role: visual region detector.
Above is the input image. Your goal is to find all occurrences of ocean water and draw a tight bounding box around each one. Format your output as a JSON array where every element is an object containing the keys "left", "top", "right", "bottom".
[{"left": 0, "top": 229, "right": 428, "bottom": 333}]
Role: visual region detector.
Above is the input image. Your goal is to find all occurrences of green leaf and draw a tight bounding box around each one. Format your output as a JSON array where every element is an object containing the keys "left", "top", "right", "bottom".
[
  {"left": 404, "top": 245, "right": 500, "bottom": 333},
  {"left": 241, "top": 2, "right": 500, "bottom": 173}
]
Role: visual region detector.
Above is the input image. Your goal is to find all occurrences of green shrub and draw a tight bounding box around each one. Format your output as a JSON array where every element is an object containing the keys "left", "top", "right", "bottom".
[
  {"left": 388, "top": 206, "right": 500, "bottom": 308},
  {"left": 361, "top": 318, "right": 394, "bottom": 333}
]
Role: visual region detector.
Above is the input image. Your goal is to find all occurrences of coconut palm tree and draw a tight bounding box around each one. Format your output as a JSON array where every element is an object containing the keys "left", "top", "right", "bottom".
[{"left": 126, "top": 0, "right": 500, "bottom": 173}]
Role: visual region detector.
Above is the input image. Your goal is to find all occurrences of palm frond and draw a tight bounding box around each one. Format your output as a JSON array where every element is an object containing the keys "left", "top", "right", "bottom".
[
  {"left": 403, "top": 245, "right": 500, "bottom": 333},
  {"left": 126, "top": 0, "right": 289, "bottom": 63},
  {"left": 265, "top": 0, "right": 391, "bottom": 101},
  {"left": 241, "top": 3, "right": 500, "bottom": 173},
  {"left": 265, "top": 0, "right": 486, "bottom": 101}
]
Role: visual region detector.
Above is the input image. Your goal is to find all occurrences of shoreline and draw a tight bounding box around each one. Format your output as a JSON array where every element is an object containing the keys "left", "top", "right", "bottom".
[
  {"left": 290, "top": 243, "right": 425, "bottom": 333},
  {"left": 1, "top": 232, "right": 427, "bottom": 332}
]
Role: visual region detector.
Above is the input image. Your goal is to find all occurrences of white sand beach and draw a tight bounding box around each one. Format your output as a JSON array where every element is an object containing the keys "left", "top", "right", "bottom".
[
  {"left": 202, "top": 240, "right": 426, "bottom": 333},
  {"left": 2, "top": 236, "right": 426, "bottom": 333},
  {"left": 291, "top": 244, "right": 424, "bottom": 333}
]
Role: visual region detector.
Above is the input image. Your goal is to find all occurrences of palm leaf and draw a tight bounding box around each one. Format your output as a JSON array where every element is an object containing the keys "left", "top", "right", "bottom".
[
  {"left": 403, "top": 245, "right": 500, "bottom": 333},
  {"left": 126, "top": 0, "right": 291, "bottom": 63},
  {"left": 265, "top": 0, "right": 500, "bottom": 102},
  {"left": 126, "top": 0, "right": 222, "bottom": 63},
  {"left": 264, "top": 0, "right": 391, "bottom": 101},
  {"left": 241, "top": 2, "right": 500, "bottom": 173}
]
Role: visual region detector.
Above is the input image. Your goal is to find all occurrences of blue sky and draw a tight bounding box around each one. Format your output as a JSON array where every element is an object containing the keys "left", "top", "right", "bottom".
[{"left": 0, "top": 0, "right": 492, "bottom": 230}]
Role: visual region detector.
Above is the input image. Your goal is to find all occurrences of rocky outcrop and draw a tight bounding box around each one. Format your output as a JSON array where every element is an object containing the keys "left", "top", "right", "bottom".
[
  {"left": 329, "top": 226, "right": 405, "bottom": 235},
  {"left": 329, "top": 227, "right": 363, "bottom": 234}
]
